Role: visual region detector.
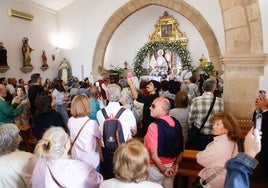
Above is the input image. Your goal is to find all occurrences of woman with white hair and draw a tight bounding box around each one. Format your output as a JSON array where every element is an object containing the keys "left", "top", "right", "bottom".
[
  {"left": 32, "top": 126, "right": 103, "bottom": 188},
  {"left": 0, "top": 123, "right": 35, "bottom": 188}
]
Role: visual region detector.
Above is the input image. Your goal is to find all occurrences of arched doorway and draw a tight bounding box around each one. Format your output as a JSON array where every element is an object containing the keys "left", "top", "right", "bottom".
[
  {"left": 93, "top": 0, "right": 265, "bottom": 118},
  {"left": 92, "top": 0, "right": 221, "bottom": 77}
]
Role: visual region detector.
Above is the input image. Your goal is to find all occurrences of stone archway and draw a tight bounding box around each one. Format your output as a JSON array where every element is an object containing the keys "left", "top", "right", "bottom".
[
  {"left": 92, "top": 0, "right": 221, "bottom": 77},
  {"left": 219, "top": 0, "right": 267, "bottom": 118},
  {"left": 92, "top": 0, "right": 267, "bottom": 118}
]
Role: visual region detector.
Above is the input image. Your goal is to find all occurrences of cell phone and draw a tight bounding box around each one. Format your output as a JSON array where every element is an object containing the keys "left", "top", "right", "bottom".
[
  {"left": 254, "top": 113, "right": 262, "bottom": 131},
  {"left": 127, "top": 72, "right": 132, "bottom": 79},
  {"left": 259, "top": 90, "right": 266, "bottom": 100},
  {"left": 95, "top": 81, "right": 99, "bottom": 87},
  {"left": 20, "top": 93, "right": 27, "bottom": 100}
]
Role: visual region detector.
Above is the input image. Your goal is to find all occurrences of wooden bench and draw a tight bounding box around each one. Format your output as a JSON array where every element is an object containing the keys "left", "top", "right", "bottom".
[
  {"left": 236, "top": 118, "right": 253, "bottom": 152},
  {"left": 177, "top": 149, "right": 202, "bottom": 177},
  {"left": 236, "top": 118, "right": 253, "bottom": 138}
]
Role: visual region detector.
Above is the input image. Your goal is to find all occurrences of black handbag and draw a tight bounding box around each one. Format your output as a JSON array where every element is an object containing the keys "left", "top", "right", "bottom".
[{"left": 186, "top": 95, "right": 216, "bottom": 148}]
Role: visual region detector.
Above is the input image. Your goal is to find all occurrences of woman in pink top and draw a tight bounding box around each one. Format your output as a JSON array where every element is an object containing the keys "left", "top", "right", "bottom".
[
  {"left": 32, "top": 126, "right": 103, "bottom": 188},
  {"left": 68, "top": 94, "right": 102, "bottom": 171},
  {"left": 196, "top": 112, "right": 240, "bottom": 188}
]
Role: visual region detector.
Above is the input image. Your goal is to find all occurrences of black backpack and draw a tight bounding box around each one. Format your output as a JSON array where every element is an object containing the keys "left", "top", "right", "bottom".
[{"left": 101, "top": 108, "right": 125, "bottom": 152}]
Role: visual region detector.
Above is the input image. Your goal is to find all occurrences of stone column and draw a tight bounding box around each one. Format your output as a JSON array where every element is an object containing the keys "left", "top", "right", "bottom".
[{"left": 221, "top": 54, "right": 268, "bottom": 118}]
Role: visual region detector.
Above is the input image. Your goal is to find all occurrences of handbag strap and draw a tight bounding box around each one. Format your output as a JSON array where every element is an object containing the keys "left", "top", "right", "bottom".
[
  {"left": 199, "top": 94, "right": 216, "bottom": 131},
  {"left": 201, "top": 142, "right": 236, "bottom": 185},
  {"left": 47, "top": 165, "right": 65, "bottom": 188},
  {"left": 70, "top": 119, "right": 90, "bottom": 151}
]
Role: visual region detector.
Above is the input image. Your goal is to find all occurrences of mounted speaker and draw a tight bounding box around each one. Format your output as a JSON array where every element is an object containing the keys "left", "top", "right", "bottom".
[{"left": 7, "top": 8, "right": 34, "bottom": 21}]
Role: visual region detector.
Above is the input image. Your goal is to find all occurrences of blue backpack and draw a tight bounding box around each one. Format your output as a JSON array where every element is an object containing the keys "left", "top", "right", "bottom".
[{"left": 101, "top": 108, "right": 125, "bottom": 152}]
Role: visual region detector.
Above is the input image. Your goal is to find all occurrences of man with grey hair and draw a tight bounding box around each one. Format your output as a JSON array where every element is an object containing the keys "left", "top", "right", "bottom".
[
  {"left": 96, "top": 84, "right": 137, "bottom": 178},
  {"left": 0, "top": 123, "right": 35, "bottom": 188},
  {"left": 188, "top": 78, "right": 224, "bottom": 150}
]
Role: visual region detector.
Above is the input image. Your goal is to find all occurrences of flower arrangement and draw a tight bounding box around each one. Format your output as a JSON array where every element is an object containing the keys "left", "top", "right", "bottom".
[
  {"left": 97, "top": 65, "right": 124, "bottom": 76},
  {"left": 203, "top": 61, "right": 214, "bottom": 76},
  {"left": 133, "top": 41, "right": 191, "bottom": 77}
]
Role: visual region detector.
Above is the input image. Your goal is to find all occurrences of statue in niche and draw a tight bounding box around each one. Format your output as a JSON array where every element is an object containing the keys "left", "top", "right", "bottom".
[
  {"left": 149, "top": 49, "right": 169, "bottom": 79},
  {"left": 156, "top": 49, "right": 168, "bottom": 68},
  {"left": 22, "top": 37, "right": 34, "bottom": 67}
]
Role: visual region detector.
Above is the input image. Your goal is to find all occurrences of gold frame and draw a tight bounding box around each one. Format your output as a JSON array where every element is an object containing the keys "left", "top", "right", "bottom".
[{"left": 149, "top": 11, "right": 188, "bottom": 47}]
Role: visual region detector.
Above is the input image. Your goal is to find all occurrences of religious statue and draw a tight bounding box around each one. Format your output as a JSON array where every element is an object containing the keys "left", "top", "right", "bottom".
[
  {"left": 40, "top": 49, "right": 49, "bottom": 71},
  {"left": 58, "top": 57, "right": 72, "bottom": 84},
  {"left": 0, "top": 42, "right": 9, "bottom": 73},
  {"left": 22, "top": 37, "right": 34, "bottom": 67},
  {"left": 149, "top": 49, "right": 169, "bottom": 79},
  {"left": 0, "top": 42, "right": 8, "bottom": 67},
  {"left": 199, "top": 54, "right": 208, "bottom": 68},
  {"left": 41, "top": 50, "right": 48, "bottom": 67},
  {"left": 156, "top": 49, "right": 168, "bottom": 69}
]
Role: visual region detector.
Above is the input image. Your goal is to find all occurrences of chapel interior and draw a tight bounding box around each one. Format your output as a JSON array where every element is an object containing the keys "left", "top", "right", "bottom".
[{"left": 1, "top": 0, "right": 268, "bottom": 187}]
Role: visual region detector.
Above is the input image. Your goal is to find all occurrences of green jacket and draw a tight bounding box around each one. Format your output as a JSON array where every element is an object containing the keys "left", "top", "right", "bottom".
[{"left": 0, "top": 98, "right": 24, "bottom": 124}]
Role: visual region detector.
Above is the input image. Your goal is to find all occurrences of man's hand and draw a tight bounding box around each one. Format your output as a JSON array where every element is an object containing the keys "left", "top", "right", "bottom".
[{"left": 244, "top": 128, "right": 261, "bottom": 158}]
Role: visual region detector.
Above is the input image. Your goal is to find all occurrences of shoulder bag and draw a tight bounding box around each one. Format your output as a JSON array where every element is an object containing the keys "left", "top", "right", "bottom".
[
  {"left": 187, "top": 95, "right": 216, "bottom": 148},
  {"left": 68, "top": 119, "right": 89, "bottom": 155}
]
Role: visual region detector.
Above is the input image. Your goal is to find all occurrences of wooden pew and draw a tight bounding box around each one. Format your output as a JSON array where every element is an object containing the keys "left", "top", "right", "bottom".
[
  {"left": 236, "top": 118, "right": 253, "bottom": 152},
  {"left": 237, "top": 118, "right": 253, "bottom": 138},
  {"left": 177, "top": 149, "right": 202, "bottom": 177}
]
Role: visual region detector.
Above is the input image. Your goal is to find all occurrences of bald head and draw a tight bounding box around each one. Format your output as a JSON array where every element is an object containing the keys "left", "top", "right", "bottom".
[{"left": 150, "top": 97, "right": 170, "bottom": 118}]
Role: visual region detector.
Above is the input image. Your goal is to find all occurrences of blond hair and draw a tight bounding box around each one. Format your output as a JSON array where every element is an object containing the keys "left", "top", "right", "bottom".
[
  {"left": 71, "top": 95, "right": 91, "bottom": 118},
  {"left": 113, "top": 139, "right": 149, "bottom": 183}
]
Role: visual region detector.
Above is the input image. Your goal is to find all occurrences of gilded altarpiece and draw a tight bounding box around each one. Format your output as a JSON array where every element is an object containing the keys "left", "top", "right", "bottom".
[{"left": 148, "top": 11, "right": 188, "bottom": 77}]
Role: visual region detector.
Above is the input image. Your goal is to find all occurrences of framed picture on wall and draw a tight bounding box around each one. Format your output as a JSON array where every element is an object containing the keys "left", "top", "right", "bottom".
[{"left": 161, "top": 24, "right": 172, "bottom": 38}]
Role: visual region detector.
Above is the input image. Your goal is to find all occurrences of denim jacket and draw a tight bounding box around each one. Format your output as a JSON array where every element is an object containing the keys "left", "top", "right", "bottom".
[{"left": 224, "top": 153, "right": 258, "bottom": 188}]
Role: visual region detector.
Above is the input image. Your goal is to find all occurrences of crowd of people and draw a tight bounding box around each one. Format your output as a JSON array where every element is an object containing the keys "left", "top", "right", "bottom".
[{"left": 0, "top": 69, "right": 266, "bottom": 188}]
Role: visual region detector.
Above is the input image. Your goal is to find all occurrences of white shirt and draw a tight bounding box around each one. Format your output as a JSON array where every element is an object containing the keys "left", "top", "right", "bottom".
[
  {"left": 32, "top": 158, "right": 103, "bottom": 188},
  {"left": 0, "top": 150, "right": 35, "bottom": 188},
  {"left": 181, "top": 69, "right": 192, "bottom": 82},
  {"left": 68, "top": 116, "right": 101, "bottom": 169},
  {"left": 96, "top": 102, "right": 137, "bottom": 142}
]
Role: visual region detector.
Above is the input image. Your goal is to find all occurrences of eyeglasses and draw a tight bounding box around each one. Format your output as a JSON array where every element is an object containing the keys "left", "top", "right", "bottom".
[{"left": 151, "top": 104, "right": 156, "bottom": 109}]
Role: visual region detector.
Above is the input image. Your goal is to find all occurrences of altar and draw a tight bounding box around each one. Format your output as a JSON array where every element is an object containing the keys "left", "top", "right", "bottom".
[{"left": 133, "top": 11, "right": 190, "bottom": 79}]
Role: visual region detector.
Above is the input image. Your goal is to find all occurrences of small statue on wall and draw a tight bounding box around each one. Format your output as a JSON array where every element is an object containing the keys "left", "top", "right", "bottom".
[
  {"left": 20, "top": 37, "right": 34, "bottom": 73},
  {"left": 22, "top": 37, "right": 34, "bottom": 67},
  {"left": 40, "top": 49, "right": 49, "bottom": 71},
  {"left": 0, "top": 42, "right": 8, "bottom": 67},
  {"left": 199, "top": 54, "right": 208, "bottom": 68},
  {"left": 58, "top": 57, "right": 72, "bottom": 84},
  {"left": 0, "top": 42, "right": 9, "bottom": 73}
]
